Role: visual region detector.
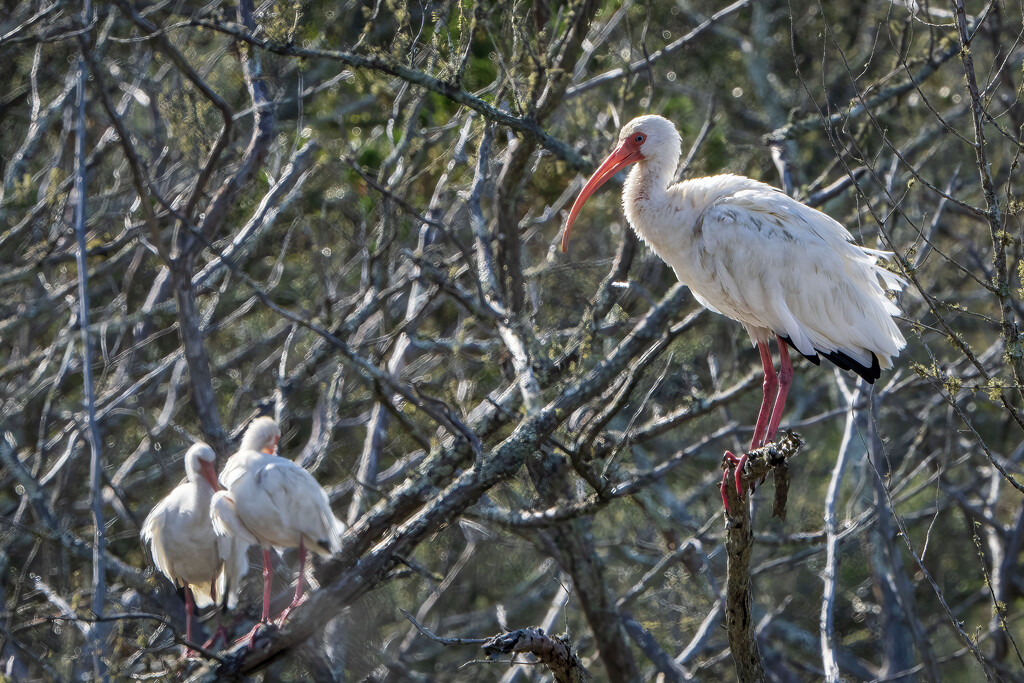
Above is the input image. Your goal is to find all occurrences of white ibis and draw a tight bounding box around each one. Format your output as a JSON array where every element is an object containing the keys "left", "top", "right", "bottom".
[
  {"left": 561, "top": 115, "right": 905, "bottom": 506},
  {"left": 140, "top": 443, "right": 249, "bottom": 654},
  {"left": 211, "top": 416, "right": 343, "bottom": 638}
]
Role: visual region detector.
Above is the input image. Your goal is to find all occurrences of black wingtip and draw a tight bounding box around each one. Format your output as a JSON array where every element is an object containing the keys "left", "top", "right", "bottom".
[
  {"left": 824, "top": 349, "right": 881, "bottom": 384},
  {"left": 779, "top": 335, "right": 880, "bottom": 384},
  {"left": 779, "top": 335, "right": 819, "bottom": 364}
]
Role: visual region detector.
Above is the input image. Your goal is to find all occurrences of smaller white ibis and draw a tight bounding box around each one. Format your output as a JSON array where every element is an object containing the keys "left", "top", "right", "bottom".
[
  {"left": 561, "top": 115, "right": 906, "bottom": 507},
  {"left": 140, "top": 443, "right": 248, "bottom": 653},
  {"left": 211, "top": 417, "right": 343, "bottom": 637}
]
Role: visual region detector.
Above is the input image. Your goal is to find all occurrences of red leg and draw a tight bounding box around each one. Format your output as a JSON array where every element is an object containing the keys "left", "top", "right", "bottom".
[
  {"left": 751, "top": 341, "right": 778, "bottom": 450},
  {"left": 240, "top": 549, "right": 275, "bottom": 647},
  {"left": 292, "top": 538, "right": 306, "bottom": 607},
  {"left": 276, "top": 538, "right": 307, "bottom": 624},
  {"left": 722, "top": 341, "right": 780, "bottom": 512},
  {"left": 199, "top": 572, "right": 221, "bottom": 650},
  {"left": 765, "top": 336, "right": 793, "bottom": 443},
  {"left": 208, "top": 609, "right": 247, "bottom": 649},
  {"left": 181, "top": 587, "right": 197, "bottom": 658},
  {"left": 201, "top": 624, "right": 225, "bottom": 651},
  {"left": 226, "top": 550, "right": 276, "bottom": 650},
  {"left": 201, "top": 603, "right": 231, "bottom": 651},
  {"left": 260, "top": 548, "right": 273, "bottom": 623}
]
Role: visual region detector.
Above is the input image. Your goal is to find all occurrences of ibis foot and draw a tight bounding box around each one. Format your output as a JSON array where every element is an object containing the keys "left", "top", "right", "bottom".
[
  {"left": 275, "top": 594, "right": 307, "bottom": 626},
  {"left": 231, "top": 620, "right": 274, "bottom": 649},
  {"left": 721, "top": 450, "right": 750, "bottom": 513}
]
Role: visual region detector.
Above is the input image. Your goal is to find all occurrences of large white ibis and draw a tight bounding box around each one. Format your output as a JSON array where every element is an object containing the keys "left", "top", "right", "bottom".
[
  {"left": 140, "top": 443, "right": 248, "bottom": 653},
  {"left": 561, "top": 115, "right": 905, "bottom": 505},
  {"left": 211, "top": 417, "right": 343, "bottom": 637}
]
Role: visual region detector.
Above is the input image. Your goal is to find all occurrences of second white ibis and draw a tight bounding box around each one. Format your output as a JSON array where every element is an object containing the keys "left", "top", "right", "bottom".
[
  {"left": 140, "top": 443, "right": 249, "bottom": 654},
  {"left": 561, "top": 115, "right": 906, "bottom": 505},
  {"left": 212, "top": 417, "right": 343, "bottom": 638}
]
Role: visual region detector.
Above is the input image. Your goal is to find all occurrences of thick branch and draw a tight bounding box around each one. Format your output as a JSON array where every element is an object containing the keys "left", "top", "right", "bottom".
[
  {"left": 721, "top": 433, "right": 803, "bottom": 682},
  {"left": 483, "top": 628, "right": 591, "bottom": 683}
]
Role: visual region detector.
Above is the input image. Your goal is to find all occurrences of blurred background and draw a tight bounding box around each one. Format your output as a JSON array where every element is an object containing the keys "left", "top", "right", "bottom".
[{"left": 1, "top": 0, "right": 1022, "bottom": 680}]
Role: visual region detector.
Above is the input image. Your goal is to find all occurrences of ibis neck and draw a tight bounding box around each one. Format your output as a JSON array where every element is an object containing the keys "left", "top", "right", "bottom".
[
  {"left": 185, "top": 458, "right": 202, "bottom": 485},
  {"left": 622, "top": 157, "right": 687, "bottom": 249},
  {"left": 624, "top": 158, "right": 673, "bottom": 205}
]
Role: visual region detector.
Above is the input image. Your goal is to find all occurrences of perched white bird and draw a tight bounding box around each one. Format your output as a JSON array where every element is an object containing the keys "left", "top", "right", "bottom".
[
  {"left": 561, "top": 115, "right": 906, "bottom": 505},
  {"left": 212, "top": 417, "right": 343, "bottom": 636},
  {"left": 140, "top": 443, "right": 248, "bottom": 652}
]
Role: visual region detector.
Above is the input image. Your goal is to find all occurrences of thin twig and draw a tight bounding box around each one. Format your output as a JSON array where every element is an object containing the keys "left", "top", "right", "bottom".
[
  {"left": 399, "top": 608, "right": 489, "bottom": 646},
  {"left": 73, "top": 16, "right": 108, "bottom": 678}
]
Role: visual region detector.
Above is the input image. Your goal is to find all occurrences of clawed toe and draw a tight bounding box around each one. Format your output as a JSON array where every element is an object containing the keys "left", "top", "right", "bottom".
[
  {"left": 276, "top": 600, "right": 304, "bottom": 626},
  {"left": 734, "top": 452, "right": 748, "bottom": 498},
  {"left": 721, "top": 450, "right": 749, "bottom": 513},
  {"left": 229, "top": 620, "right": 273, "bottom": 649}
]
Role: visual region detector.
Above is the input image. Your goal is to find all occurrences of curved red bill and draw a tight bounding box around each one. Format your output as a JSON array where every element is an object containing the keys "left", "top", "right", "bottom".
[
  {"left": 200, "top": 459, "right": 223, "bottom": 492},
  {"left": 561, "top": 140, "right": 644, "bottom": 253}
]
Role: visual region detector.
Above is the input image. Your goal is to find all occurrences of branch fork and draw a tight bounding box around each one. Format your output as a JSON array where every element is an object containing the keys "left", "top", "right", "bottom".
[{"left": 722, "top": 430, "right": 803, "bottom": 520}]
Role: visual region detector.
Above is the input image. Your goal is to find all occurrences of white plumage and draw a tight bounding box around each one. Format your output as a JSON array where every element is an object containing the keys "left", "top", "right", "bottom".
[
  {"left": 562, "top": 115, "right": 906, "bottom": 503},
  {"left": 140, "top": 443, "right": 248, "bottom": 648},
  {"left": 212, "top": 417, "right": 343, "bottom": 630}
]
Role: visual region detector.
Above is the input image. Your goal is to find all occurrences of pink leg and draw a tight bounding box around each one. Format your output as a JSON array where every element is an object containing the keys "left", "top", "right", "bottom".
[
  {"left": 207, "top": 609, "right": 249, "bottom": 650},
  {"left": 751, "top": 341, "right": 778, "bottom": 450},
  {"left": 276, "top": 538, "right": 307, "bottom": 624},
  {"left": 765, "top": 336, "right": 793, "bottom": 443},
  {"left": 721, "top": 343, "right": 778, "bottom": 512},
  {"left": 181, "top": 587, "right": 197, "bottom": 658},
  {"left": 240, "top": 549, "right": 275, "bottom": 647},
  {"left": 201, "top": 589, "right": 231, "bottom": 651},
  {"left": 202, "top": 624, "right": 226, "bottom": 651},
  {"left": 260, "top": 548, "right": 273, "bottom": 622},
  {"left": 200, "top": 572, "right": 221, "bottom": 650}
]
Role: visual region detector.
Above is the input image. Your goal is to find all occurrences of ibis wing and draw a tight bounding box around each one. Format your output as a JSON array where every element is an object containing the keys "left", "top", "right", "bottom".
[
  {"left": 259, "top": 460, "right": 341, "bottom": 555},
  {"left": 140, "top": 499, "right": 176, "bottom": 587},
  {"left": 211, "top": 490, "right": 260, "bottom": 545},
  {"left": 693, "top": 188, "right": 905, "bottom": 367},
  {"left": 220, "top": 453, "right": 248, "bottom": 490},
  {"left": 142, "top": 484, "right": 222, "bottom": 607}
]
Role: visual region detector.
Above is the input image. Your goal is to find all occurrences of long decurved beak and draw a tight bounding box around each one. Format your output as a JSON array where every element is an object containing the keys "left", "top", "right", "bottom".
[
  {"left": 561, "top": 140, "right": 644, "bottom": 253},
  {"left": 199, "top": 459, "right": 223, "bottom": 492}
]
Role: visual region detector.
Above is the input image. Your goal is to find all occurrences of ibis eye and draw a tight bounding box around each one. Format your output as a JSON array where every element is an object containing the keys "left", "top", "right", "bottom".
[{"left": 634, "top": 134, "right": 645, "bottom": 143}]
